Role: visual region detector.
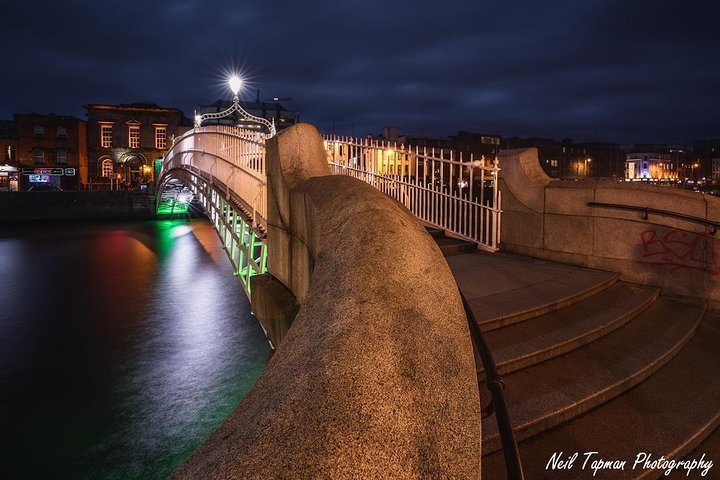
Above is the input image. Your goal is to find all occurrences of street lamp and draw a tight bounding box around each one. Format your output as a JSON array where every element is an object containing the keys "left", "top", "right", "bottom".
[
  {"left": 192, "top": 75, "right": 277, "bottom": 138},
  {"left": 585, "top": 157, "right": 592, "bottom": 177},
  {"left": 228, "top": 75, "right": 242, "bottom": 97}
]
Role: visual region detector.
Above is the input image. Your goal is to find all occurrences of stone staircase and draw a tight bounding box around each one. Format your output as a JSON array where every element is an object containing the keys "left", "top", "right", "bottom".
[
  {"left": 434, "top": 239, "right": 720, "bottom": 479},
  {"left": 426, "top": 226, "right": 477, "bottom": 256}
]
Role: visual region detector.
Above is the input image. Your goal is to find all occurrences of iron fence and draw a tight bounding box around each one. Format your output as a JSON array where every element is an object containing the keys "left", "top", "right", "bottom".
[{"left": 324, "top": 136, "right": 502, "bottom": 251}]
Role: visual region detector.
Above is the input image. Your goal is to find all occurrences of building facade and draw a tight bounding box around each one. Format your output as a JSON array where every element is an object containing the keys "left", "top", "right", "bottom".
[
  {"left": 14, "top": 113, "right": 87, "bottom": 190},
  {"left": 85, "top": 103, "right": 191, "bottom": 189},
  {"left": 450, "top": 131, "right": 501, "bottom": 164},
  {"left": 712, "top": 158, "right": 720, "bottom": 181},
  {"left": 625, "top": 152, "right": 677, "bottom": 180},
  {"left": 0, "top": 120, "right": 19, "bottom": 191}
]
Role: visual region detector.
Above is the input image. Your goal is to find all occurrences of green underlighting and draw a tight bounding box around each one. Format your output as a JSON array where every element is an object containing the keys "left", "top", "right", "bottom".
[{"left": 157, "top": 201, "right": 190, "bottom": 216}]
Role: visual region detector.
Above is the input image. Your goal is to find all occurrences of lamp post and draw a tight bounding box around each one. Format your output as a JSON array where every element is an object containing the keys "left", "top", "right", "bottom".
[
  {"left": 193, "top": 75, "right": 277, "bottom": 138},
  {"left": 585, "top": 157, "right": 592, "bottom": 177}
]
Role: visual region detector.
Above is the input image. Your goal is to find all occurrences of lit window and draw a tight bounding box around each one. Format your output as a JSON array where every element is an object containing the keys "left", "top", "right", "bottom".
[
  {"left": 101, "top": 124, "right": 113, "bottom": 148},
  {"left": 34, "top": 125, "right": 44, "bottom": 137},
  {"left": 5, "top": 145, "right": 15, "bottom": 162},
  {"left": 33, "top": 148, "right": 44, "bottom": 164},
  {"left": 57, "top": 148, "right": 67, "bottom": 163},
  {"left": 101, "top": 159, "right": 114, "bottom": 177},
  {"left": 129, "top": 125, "right": 140, "bottom": 149},
  {"left": 57, "top": 127, "right": 67, "bottom": 139},
  {"left": 155, "top": 126, "right": 167, "bottom": 149}
]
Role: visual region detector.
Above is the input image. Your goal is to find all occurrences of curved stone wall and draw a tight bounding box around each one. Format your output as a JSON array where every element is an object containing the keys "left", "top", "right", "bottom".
[
  {"left": 170, "top": 124, "right": 482, "bottom": 479},
  {"left": 499, "top": 147, "right": 720, "bottom": 303}
]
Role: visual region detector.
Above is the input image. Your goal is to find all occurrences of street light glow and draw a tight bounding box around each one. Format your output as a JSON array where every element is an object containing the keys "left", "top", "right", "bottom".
[
  {"left": 229, "top": 75, "right": 242, "bottom": 96},
  {"left": 176, "top": 192, "right": 193, "bottom": 204}
]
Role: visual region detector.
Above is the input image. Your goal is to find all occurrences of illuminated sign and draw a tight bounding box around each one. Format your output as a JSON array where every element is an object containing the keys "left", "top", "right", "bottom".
[
  {"left": 22, "top": 168, "right": 64, "bottom": 176},
  {"left": 29, "top": 174, "right": 50, "bottom": 183},
  {"left": 64, "top": 168, "right": 76, "bottom": 176}
]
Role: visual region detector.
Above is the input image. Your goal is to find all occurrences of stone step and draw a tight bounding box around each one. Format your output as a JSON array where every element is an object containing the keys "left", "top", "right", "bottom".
[
  {"left": 668, "top": 424, "right": 720, "bottom": 479},
  {"left": 482, "top": 282, "right": 660, "bottom": 375},
  {"left": 424, "top": 225, "right": 477, "bottom": 256},
  {"left": 482, "top": 311, "right": 720, "bottom": 480},
  {"left": 424, "top": 225, "right": 445, "bottom": 239},
  {"left": 480, "top": 297, "right": 706, "bottom": 456},
  {"left": 448, "top": 251, "right": 619, "bottom": 332},
  {"left": 435, "top": 236, "right": 477, "bottom": 256}
]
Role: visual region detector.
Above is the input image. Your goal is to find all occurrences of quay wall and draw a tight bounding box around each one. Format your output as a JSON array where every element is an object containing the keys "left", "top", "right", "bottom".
[{"left": 0, "top": 191, "right": 156, "bottom": 221}]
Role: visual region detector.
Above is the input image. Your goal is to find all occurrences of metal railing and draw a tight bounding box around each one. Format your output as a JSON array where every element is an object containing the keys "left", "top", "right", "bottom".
[
  {"left": 460, "top": 289, "right": 524, "bottom": 480},
  {"left": 163, "top": 125, "right": 267, "bottom": 230},
  {"left": 588, "top": 202, "right": 719, "bottom": 235},
  {"left": 324, "top": 136, "right": 502, "bottom": 251}
]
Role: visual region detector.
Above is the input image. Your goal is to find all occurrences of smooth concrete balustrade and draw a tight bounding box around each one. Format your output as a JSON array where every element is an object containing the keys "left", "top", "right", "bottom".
[
  {"left": 170, "top": 123, "right": 482, "bottom": 479},
  {"left": 499, "top": 147, "right": 720, "bottom": 304}
]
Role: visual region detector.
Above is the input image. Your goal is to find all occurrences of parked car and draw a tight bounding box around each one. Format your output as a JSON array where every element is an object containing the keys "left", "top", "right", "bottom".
[{"left": 28, "top": 185, "right": 62, "bottom": 192}]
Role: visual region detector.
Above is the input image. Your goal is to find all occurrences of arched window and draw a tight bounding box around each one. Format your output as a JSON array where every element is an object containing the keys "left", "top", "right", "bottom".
[{"left": 101, "top": 159, "right": 114, "bottom": 178}]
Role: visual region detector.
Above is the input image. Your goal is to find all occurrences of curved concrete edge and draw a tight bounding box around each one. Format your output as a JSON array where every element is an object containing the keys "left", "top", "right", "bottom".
[
  {"left": 498, "top": 147, "right": 720, "bottom": 302},
  {"left": 169, "top": 124, "right": 482, "bottom": 479},
  {"left": 264, "top": 123, "right": 331, "bottom": 300},
  {"left": 498, "top": 147, "right": 551, "bottom": 213}
]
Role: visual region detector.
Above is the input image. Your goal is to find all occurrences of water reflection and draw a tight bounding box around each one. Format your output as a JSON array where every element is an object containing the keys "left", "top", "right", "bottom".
[{"left": 0, "top": 219, "right": 269, "bottom": 480}]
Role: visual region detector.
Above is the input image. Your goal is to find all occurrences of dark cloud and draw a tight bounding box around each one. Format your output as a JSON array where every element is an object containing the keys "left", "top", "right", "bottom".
[{"left": 2, "top": 0, "right": 718, "bottom": 144}]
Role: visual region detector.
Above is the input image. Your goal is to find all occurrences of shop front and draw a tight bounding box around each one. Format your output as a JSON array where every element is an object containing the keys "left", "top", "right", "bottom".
[{"left": 0, "top": 165, "right": 19, "bottom": 191}]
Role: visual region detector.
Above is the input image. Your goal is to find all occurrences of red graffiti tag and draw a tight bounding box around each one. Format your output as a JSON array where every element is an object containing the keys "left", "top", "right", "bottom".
[{"left": 639, "top": 228, "right": 718, "bottom": 275}]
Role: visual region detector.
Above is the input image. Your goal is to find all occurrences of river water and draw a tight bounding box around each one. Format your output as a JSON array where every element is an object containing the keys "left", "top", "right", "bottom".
[{"left": 0, "top": 219, "right": 270, "bottom": 479}]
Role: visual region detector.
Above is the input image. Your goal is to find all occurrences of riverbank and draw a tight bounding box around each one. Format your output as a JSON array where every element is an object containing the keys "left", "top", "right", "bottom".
[{"left": 0, "top": 191, "right": 156, "bottom": 222}]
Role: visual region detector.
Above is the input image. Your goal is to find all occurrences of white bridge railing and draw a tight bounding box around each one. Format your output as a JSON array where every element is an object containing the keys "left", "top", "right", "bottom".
[
  {"left": 163, "top": 125, "right": 267, "bottom": 230},
  {"left": 323, "top": 136, "right": 502, "bottom": 251},
  {"left": 161, "top": 126, "right": 502, "bottom": 252}
]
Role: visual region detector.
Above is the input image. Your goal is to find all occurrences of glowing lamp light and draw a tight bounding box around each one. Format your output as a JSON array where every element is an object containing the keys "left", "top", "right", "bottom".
[
  {"left": 176, "top": 192, "right": 193, "bottom": 204},
  {"left": 228, "top": 75, "right": 242, "bottom": 96}
]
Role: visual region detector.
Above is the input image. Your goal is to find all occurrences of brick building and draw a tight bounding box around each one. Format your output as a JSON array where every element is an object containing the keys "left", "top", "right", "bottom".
[
  {"left": 14, "top": 113, "right": 87, "bottom": 190},
  {"left": 85, "top": 103, "right": 191, "bottom": 189}
]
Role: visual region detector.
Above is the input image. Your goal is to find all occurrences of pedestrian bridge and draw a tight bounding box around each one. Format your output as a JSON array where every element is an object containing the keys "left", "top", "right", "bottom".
[
  {"left": 157, "top": 122, "right": 502, "bottom": 298},
  {"left": 158, "top": 116, "right": 720, "bottom": 479},
  {"left": 159, "top": 122, "right": 486, "bottom": 478}
]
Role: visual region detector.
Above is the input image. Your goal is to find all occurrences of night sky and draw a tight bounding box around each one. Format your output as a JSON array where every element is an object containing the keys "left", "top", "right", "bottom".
[{"left": 3, "top": 0, "right": 718, "bottom": 144}]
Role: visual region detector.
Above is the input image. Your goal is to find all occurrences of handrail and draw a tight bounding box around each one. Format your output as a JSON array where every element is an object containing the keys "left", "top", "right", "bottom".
[
  {"left": 459, "top": 288, "right": 524, "bottom": 480},
  {"left": 587, "top": 201, "right": 718, "bottom": 234}
]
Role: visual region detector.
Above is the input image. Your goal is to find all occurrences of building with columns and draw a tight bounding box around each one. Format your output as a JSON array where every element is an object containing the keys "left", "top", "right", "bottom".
[{"left": 85, "top": 103, "right": 192, "bottom": 189}]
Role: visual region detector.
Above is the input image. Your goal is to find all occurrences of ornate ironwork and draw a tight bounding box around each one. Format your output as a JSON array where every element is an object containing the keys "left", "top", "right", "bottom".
[{"left": 195, "top": 93, "right": 277, "bottom": 139}]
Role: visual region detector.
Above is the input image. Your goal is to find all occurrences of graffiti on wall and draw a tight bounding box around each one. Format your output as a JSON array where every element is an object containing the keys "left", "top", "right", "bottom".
[{"left": 639, "top": 228, "right": 718, "bottom": 276}]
